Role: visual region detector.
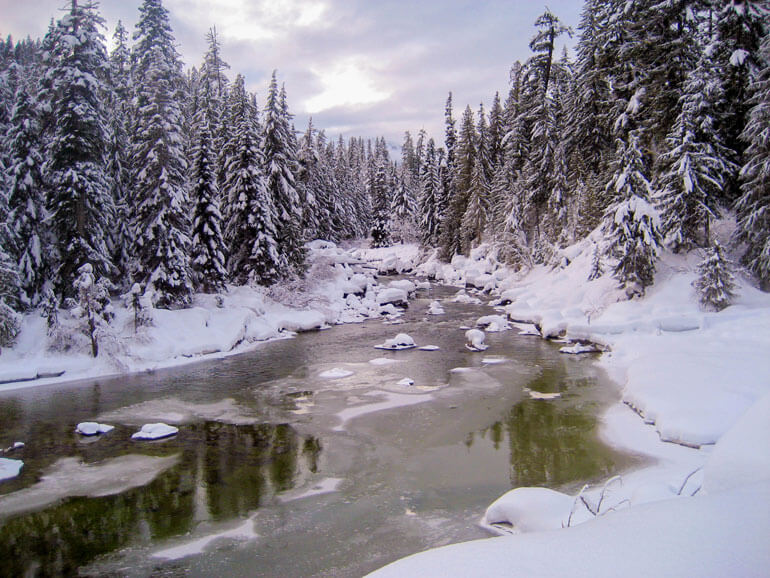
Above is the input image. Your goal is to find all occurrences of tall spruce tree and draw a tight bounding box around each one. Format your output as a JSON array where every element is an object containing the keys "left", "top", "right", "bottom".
[
  {"left": 441, "top": 105, "right": 475, "bottom": 257},
  {"left": 263, "top": 72, "right": 304, "bottom": 273},
  {"left": 6, "top": 81, "right": 49, "bottom": 307},
  {"left": 656, "top": 51, "right": 738, "bottom": 253},
  {"left": 603, "top": 131, "right": 661, "bottom": 297},
  {"left": 734, "top": 29, "right": 770, "bottom": 289},
  {"left": 44, "top": 0, "right": 113, "bottom": 299},
  {"left": 189, "top": 94, "right": 227, "bottom": 293},
  {"left": 130, "top": 0, "right": 192, "bottom": 308},
  {"left": 222, "top": 75, "right": 281, "bottom": 285},
  {"left": 694, "top": 240, "right": 737, "bottom": 311}
]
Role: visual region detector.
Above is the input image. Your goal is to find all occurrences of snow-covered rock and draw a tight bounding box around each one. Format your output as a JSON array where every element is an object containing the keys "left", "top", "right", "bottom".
[
  {"left": 427, "top": 300, "right": 445, "bottom": 315},
  {"left": 131, "top": 423, "right": 179, "bottom": 441},
  {"left": 375, "top": 333, "right": 416, "bottom": 350},
  {"left": 75, "top": 422, "right": 115, "bottom": 436},
  {"left": 388, "top": 279, "right": 416, "bottom": 294},
  {"left": 377, "top": 287, "right": 409, "bottom": 307},
  {"left": 452, "top": 291, "right": 482, "bottom": 305},
  {"left": 397, "top": 378, "right": 415, "bottom": 387},
  {"left": 560, "top": 343, "right": 600, "bottom": 355},
  {"left": 0, "top": 458, "right": 23, "bottom": 481},
  {"left": 465, "top": 329, "right": 488, "bottom": 351},
  {"left": 484, "top": 487, "right": 574, "bottom": 534},
  {"left": 476, "top": 314, "right": 510, "bottom": 332}
]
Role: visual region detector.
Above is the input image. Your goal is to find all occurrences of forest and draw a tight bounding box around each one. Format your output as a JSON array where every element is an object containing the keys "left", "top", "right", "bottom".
[{"left": 0, "top": 0, "right": 768, "bottom": 349}]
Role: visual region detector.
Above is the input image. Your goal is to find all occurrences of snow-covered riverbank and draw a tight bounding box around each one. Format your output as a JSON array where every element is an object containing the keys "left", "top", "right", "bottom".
[
  {"left": 0, "top": 241, "right": 420, "bottom": 392},
  {"left": 362, "top": 239, "right": 770, "bottom": 577}
]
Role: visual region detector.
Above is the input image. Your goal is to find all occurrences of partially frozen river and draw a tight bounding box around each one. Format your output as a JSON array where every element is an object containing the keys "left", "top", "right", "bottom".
[{"left": 0, "top": 283, "right": 635, "bottom": 576}]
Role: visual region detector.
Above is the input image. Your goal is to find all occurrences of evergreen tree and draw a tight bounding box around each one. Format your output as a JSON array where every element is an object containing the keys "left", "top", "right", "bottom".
[
  {"left": 6, "top": 81, "right": 49, "bottom": 306},
  {"left": 418, "top": 138, "right": 442, "bottom": 247},
  {"left": 441, "top": 105, "right": 475, "bottom": 257},
  {"left": 369, "top": 142, "right": 392, "bottom": 248},
  {"left": 107, "top": 20, "right": 133, "bottom": 284},
  {"left": 222, "top": 75, "right": 281, "bottom": 285},
  {"left": 713, "top": 0, "right": 769, "bottom": 197},
  {"left": 694, "top": 240, "right": 737, "bottom": 311},
  {"left": 656, "top": 51, "right": 738, "bottom": 253},
  {"left": 73, "top": 262, "right": 112, "bottom": 357},
  {"left": 604, "top": 131, "right": 661, "bottom": 297},
  {"left": 189, "top": 97, "right": 227, "bottom": 293},
  {"left": 43, "top": 1, "right": 114, "bottom": 299},
  {"left": 130, "top": 0, "right": 192, "bottom": 308},
  {"left": 734, "top": 30, "right": 770, "bottom": 289},
  {"left": 263, "top": 72, "right": 304, "bottom": 273},
  {"left": 0, "top": 244, "right": 21, "bottom": 350}
]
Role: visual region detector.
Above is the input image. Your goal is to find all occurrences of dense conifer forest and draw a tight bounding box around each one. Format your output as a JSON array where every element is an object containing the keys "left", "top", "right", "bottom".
[{"left": 0, "top": 0, "right": 768, "bottom": 348}]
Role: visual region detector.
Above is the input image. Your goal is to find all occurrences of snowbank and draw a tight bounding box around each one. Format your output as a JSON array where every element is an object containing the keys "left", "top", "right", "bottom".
[{"left": 0, "top": 242, "right": 422, "bottom": 391}]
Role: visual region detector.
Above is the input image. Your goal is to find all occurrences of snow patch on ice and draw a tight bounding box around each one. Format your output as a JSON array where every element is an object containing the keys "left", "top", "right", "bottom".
[
  {"left": 333, "top": 391, "right": 431, "bottom": 431},
  {"left": 152, "top": 517, "right": 258, "bottom": 561},
  {"left": 319, "top": 367, "right": 354, "bottom": 379},
  {"left": 131, "top": 423, "right": 179, "bottom": 440},
  {"left": 75, "top": 422, "right": 115, "bottom": 436},
  {"left": 0, "top": 458, "right": 23, "bottom": 481}
]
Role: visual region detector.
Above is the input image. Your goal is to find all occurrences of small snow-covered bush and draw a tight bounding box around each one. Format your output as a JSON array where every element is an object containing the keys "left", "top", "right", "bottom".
[{"left": 693, "top": 241, "right": 737, "bottom": 311}]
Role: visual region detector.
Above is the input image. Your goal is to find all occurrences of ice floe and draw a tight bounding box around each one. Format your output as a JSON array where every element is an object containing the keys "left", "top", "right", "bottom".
[
  {"left": 75, "top": 422, "right": 115, "bottom": 436},
  {"left": 319, "top": 368, "right": 355, "bottom": 379},
  {"left": 0, "top": 457, "right": 23, "bottom": 481}
]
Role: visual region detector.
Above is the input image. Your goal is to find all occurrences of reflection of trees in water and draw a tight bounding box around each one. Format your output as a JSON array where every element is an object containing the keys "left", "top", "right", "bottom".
[
  {"left": 0, "top": 421, "right": 321, "bottom": 576},
  {"left": 476, "top": 366, "right": 619, "bottom": 489}
]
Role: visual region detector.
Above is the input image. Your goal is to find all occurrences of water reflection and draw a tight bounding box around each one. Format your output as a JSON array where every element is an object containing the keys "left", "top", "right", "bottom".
[{"left": 0, "top": 421, "right": 318, "bottom": 576}]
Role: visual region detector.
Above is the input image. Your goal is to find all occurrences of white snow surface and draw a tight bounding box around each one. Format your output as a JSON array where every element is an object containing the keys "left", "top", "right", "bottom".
[
  {"left": 464, "top": 329, "right": 487, "bottom": 351},
  {"left": 319, "top": 367, "right": 355, "bottom": 379},
  {"left": 152, "top": 518, "right": 258, "bottom": 561},
  {"left": 375, "top": 333, "right": 416, "bottom": 350},
  {"left": 363, "top": 238, "right": 770, "bottom": 576}
]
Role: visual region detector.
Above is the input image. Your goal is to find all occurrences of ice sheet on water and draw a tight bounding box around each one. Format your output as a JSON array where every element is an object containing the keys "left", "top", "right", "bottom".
[
  {"left": 0, "top": 454, "right": 179, "bottom": 517},
  {"left": 0, "top": 457, "right": 23, "bottom": 481},
  {"left": 319, "top": 367, "right": 355, "bottom": 379},
  {"left": 152, "top": 517, "right": 258, "bottom": 561}
]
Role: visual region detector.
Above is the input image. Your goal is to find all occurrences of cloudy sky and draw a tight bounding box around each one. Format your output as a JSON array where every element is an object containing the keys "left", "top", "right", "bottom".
[{"left": 1, "top": 0, "right": 581, "bottom": 147}]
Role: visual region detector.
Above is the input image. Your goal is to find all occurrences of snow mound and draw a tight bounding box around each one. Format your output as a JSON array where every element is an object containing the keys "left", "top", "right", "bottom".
[
  {"left": 131, "top": 423, "right": 179, "bottom": 440},
  {"left": 452, "top": 290, "right": 482, "bottom": 304},
  {"left": 397, "top": 378, "right": 415, "bottom": 387},
  {"left": 703, "top": 391, "right": 770, "bottom": 494},
  {"left": 75, "top": 422, "right": 115, "bottom": 436},
  {"left": 427, "top": 300, "right": 446, "bottom": 315},
  {"left": 377, "top": 287, "right": 408, "bottom": 306},
  {"left": 319, "top": 368, "right": 354, "bottom": 379},
  {"left": 0, "top": 458, "right": 23, "bottom": 481},
  {"left": 560, "top": 343, "right": 600, "bottom": 355},
  {"left": 465, "top": 329, "right": 488, "bottom": 351},
  {"left": 388, "top": 279, "right": 416, "bottom": 294},
  {"left": 375, "top": 333, "right": 416, "bottom": 350},
  {"left": 476, "top": 314, "right": 511, "bottom": 332},
  {"left": 484, "top": 487, "right": 574, "bottom": 533},
  {"left": 418, "top": 345, "right": 440, "bottom": 351}
]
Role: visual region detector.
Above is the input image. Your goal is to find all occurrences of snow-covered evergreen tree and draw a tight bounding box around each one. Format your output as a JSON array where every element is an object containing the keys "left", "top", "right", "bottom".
[
  {"left": 106, "top": 20, "right": 133, "bottom": 284},
  {"left": 263, "top": 72, "right": 304, "bottom": 273},
  {"left": 189, "top": 98, "right": 227, "bottom": 293},
  {"left": 43, "top": 1, "right": 114, "bottom": 299},
  {"left": 656, "top": 51, "right": 738, "bottom": 253},
  {"left": 130, "top": 0, "right": 192, "bottom": 308},
  {"left": 734, "top": 29, "right": 770, "bottom": 289},
  {"left": 6, "top": 81, "right": 49, "bottom": 306},
  {"left": 73, "top": 262, "right": 111, "bottom": 357},
  {"left": 604, "top": 131, "right": 662, "bottom": 297},
  {"left": 369, "top": 144, "right": 392, "bottom": 248},
  {"left": 418, "top": 138, "right": 442, "bottom": 247},
  {"left": 0, "top": 244, "right": 21, "bottom": 350},
  {"left": 222, "top": 75, "right": 281, "bottom": 286},
  {"left": 694, "top": 240, "right": 737, "bottom": 311},
  {"left": 441, "top": 105, "right": 475, "bottom": 257}
]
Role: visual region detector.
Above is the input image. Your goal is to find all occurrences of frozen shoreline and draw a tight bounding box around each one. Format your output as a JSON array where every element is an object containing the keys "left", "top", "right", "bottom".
[{"left": 364, "top": 239, "right": 770, "bottom": 577}]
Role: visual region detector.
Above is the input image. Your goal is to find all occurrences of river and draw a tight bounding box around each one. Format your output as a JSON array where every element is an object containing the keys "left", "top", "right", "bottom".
[{"left": 0, "top": 282, "right": 635, "bottom": 576}]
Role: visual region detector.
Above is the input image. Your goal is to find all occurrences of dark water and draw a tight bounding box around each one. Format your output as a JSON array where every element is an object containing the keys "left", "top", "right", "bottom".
[{"left": 0, "top": 283, "right": 635, "bottom": 577}]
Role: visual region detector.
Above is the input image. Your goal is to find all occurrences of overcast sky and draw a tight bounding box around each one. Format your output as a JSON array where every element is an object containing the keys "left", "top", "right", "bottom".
[{"left": 1, "top": 0, "right": 581, "bottom": 147}]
